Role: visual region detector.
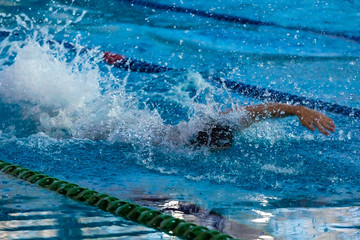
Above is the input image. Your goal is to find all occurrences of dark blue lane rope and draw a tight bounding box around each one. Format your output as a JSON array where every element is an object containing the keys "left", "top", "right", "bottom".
[
  {"left": 209, "top": 76, "right": 360, "bottom": 118},
  {"left": 120, "top": 0, "right": 360, "bottom": 43},
  {"left": 114, "top": 57, "right": 176, "bottom": 73},
  {"left": 58, "top": 40, "right": 174, "bottom": 73},
  {"left": 122, "top": 0, "right": 273, "bottom": 26},
  {"left": 1, "top": 30, "right": 359, "bottom": 119},
  {"left": 0, "top": 31, "right": 10, "bottom": 38},
  {"left": 102, "top": 52, "right": 360, "bottom": 119}
]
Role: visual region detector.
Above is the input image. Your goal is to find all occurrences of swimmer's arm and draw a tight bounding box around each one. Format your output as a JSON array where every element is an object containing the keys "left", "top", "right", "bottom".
[{"left": 225, "top": 103, "right": 336, "bottom": 135}]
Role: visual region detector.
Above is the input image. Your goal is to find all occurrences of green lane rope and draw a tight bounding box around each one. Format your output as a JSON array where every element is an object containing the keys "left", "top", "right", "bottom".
[{"left": 0, "top": 160, "right": 238, "bottom": 240}]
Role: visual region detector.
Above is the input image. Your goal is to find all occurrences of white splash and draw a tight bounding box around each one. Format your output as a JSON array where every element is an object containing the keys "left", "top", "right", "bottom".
[
  {"left": 0, "top": 23, "right": 254, "bottom": 150},
  {"left": 0, "top": 39, "right": 100, "bottom": 111},
  {"left": 0, "top": 30, "right": 244, "bottom": 148}
]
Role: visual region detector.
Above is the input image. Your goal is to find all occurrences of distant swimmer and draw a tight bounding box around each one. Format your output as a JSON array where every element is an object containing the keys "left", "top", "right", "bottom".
[{"left": 188, "top": 102, "right": 336, "bottom": 149}]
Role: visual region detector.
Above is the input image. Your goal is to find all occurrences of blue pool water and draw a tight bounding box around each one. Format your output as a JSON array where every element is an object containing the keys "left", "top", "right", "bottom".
[{"left": 0, "top": 0, "right": 360, "bottom": 239}]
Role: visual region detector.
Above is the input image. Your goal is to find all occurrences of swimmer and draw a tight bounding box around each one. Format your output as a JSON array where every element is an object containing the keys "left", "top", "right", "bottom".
[{"left": 192, "top": 103, "right": 336, "bottom": 149}]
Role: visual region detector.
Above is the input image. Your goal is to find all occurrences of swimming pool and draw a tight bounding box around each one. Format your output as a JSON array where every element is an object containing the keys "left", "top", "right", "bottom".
[{"left": 0, "top": 0, "right": 360, "bottom": 239}]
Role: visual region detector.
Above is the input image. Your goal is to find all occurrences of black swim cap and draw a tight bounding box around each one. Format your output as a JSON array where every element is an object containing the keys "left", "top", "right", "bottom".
[{"left": 193, "top": 125, "right": 233, "bottom": 149}]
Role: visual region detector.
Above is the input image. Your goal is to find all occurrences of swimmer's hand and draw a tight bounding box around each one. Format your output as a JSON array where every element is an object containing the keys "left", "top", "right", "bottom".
[
  {"left": 228, "top": 103, "right": 336, "bottom": 136},
  {"left": 293, "top": 106, "right": 336, "bottom": 136}
]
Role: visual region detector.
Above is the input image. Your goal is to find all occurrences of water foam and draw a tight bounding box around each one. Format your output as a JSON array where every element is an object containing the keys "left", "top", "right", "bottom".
[
  {"left": 0, "top": 29, "right": 248, "bottom": 150},
  {"left": 0, "top": 33, "right": 103, "bottom": 133},
  {"left": 0, "top": 10, "right": 354, "bottom": 193}
]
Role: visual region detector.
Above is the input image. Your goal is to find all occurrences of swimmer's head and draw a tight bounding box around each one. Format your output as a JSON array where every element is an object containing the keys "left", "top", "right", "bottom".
[{"left": 192, "top": 125, "right": 233, "bottom": 149}]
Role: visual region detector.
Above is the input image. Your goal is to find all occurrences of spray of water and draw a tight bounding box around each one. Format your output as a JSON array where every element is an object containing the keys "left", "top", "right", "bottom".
[
  {"left": 0, "top": 10, "right": 356, "bottom": 192},
  {"left": 0, "top": 25, "right": 249, "bottom": 152}
]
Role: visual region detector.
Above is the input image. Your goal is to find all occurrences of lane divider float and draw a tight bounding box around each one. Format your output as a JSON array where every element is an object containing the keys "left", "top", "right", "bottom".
[
  {"left": 0, "top": 159, "right": 238, "bottom": 240},
  {"left": 1, "top": 30, "right": 359, "bottom": 119},
  {"left": 120, "top": 0, "right": 360, "bottom": 43},
  {"left": 102, "top": 50, "right": 360, "bottom": 119}
]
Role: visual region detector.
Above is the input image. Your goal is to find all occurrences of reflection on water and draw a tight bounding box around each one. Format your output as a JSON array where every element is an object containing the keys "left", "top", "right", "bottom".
[
  {"left": 0, "top": 0, "right": 359, "bottom": 239},
  {"left": 269, "top": 207, "right": 360, "bottom": 239},
  {"left": 5, "top": 185, "right": 352, "bottom": 240},
  {"left": 0, "top": 176, "right": 174, "bottom": 240}
]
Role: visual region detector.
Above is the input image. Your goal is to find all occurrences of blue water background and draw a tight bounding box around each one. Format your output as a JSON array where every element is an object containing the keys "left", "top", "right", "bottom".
[{"left": 0, "top": 0, "right": 360, "bottom": 239}]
